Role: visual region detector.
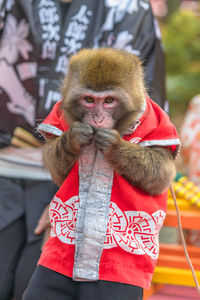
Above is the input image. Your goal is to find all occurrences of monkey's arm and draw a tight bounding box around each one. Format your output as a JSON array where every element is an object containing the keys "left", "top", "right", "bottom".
[
  {"left": 43, "top": 122, "right": 94, "bottom": 185},
  {"left": 95, "top": 129, "right": 176, "bottom": 195},
  {"left": 43, "top": 135, "right": 78, "bottom": 186}
]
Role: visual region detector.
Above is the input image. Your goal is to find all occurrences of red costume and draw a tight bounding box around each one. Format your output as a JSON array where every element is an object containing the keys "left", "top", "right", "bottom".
[{"left": 38, "top": 96, "right": 180, "bottom": 289}]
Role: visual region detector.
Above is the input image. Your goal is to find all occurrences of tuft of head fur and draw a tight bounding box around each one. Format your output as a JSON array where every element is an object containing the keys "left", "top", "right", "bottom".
[{"left": 61, "top": 48, "right": 146, "bottom": 132}]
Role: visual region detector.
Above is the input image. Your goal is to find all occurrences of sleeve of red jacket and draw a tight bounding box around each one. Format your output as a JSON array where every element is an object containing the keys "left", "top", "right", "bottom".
[
  {"left": 123, "top": 97, "right": 181, "bottom": 159},
  {"left": 37, "top": 100, "right": 69, "bottom": 139}
]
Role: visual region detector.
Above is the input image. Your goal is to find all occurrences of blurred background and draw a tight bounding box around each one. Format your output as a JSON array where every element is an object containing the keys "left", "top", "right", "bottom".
[
  {"left": 151, "top": 0, "right": 200, "bottom": 116},
  {"left": 146, "top": 4, "right": 200, "bottom": 298},
  {"left": 150, "top": 0, "right": 200, "bottom": 174}
]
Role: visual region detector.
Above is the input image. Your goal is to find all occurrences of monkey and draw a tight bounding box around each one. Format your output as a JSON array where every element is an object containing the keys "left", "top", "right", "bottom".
[
  {"left": 42, "top": 48, "right": 177, "bottom": 195},
  {"left": 34, "top": 48, "right": 180, "bottom": 295}
]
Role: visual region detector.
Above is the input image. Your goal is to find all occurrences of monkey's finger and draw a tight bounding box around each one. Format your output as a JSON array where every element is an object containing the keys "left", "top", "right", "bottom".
[
  {"left": 78, "top": 137, "right": 93, "bottom": 147},
  {"left": 80, "top": 129, "right": 94, "bottom": 137},
  {"left": 94, "top": 131, "right": 112, "bottom": 143},
  {"left": 73, "top": 122, "right": 94, "bottom": 133},
  {"left": 81, "top": 123, "right": 94, "bottom": 132},
  {"left": 72, "top": 127, "right": 94, "bottom": 138},
  {"left": 95, "top": 129, "right": 118, "bottom": 139},
  {"left": 95, "top": 134, "right": 116, "bottom": 145},
  {"left": 94, "top": 138, "right": 111, "bottom": 150}
]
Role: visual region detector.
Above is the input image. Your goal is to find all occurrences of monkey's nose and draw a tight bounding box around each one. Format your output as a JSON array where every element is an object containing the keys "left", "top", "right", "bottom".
[{"left": 94, "top": 115, "right": 104, "bottom": 124}]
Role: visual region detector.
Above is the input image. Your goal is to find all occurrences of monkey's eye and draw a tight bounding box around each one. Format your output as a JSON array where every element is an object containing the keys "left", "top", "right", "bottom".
[
  {"left": 105, "top": 97, "right": 114, "bottom": 104},
  {"left": 84, "top": 96, "right": 95, "bottom": 103}
]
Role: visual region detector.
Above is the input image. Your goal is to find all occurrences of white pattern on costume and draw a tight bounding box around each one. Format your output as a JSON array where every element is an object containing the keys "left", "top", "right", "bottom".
[
  {"left": 49, "top": 196, "right": 79, "bottom": 244},
  {"left": 50, "top": 196, "right": 166, "bottom": 259},
  {"left": 129, "top": 137, "right": 141, "bottom": 144},
  {"left": 105, "top": 202, "right": 165, "bottom": 259}
]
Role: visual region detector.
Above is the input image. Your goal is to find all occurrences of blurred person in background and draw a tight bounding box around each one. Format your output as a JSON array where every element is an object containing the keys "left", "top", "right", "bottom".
[
  {"left": 0, "top": 0, "right": 166, "bottom": 299},
  {"left": 180, "top": 94, "right": 200, "bottom": 247},
  {"left": 180, "top": 94, "right": 200, "bottom": 187}
]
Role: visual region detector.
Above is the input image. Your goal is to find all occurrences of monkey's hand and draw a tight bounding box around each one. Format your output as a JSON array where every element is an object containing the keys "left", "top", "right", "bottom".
[
  {"left": 68, "top": 122, "right": 94, "bottom": 153},
  {"left": 94, "top": 129, "right": 121, "bottom": 153},
  {"left": 95, "top": 130, "right": 176, "bottom": 195},
  {"left": 43, "top": 122, "right": 94, "bottom": 186}
]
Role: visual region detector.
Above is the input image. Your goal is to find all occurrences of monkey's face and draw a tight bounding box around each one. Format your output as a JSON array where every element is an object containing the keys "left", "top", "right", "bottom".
[
  {"left": 62, "top": 48, "right": 146, "bottom": 133},
  {"left": 80, "top": 92, "right": 119, "bottom": 129}
]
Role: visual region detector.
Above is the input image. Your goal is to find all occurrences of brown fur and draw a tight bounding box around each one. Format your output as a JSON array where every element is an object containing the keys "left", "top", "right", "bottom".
[
  {"left": 43, "top": 48, "right": 176, "bottom": 193},
  {"left": 61, "top": 48, "right": 146, "bottom": 132}
]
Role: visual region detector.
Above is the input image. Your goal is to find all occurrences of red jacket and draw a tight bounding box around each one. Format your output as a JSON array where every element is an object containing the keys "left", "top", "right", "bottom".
[{"left": 38, "top": 96, "right": 180, "bottom": 289}]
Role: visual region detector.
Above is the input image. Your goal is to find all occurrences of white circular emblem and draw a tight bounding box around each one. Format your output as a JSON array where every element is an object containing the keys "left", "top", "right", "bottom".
[{"left": 49, "top": 196, "right": 165, "bottom": 259}]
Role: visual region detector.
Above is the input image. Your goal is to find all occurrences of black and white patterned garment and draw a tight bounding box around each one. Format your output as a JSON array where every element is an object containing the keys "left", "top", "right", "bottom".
[
  {"left": 0, "top": 0, "right": 166, "bottom": 136},
  {"left": 0, "top": 0, "right": 166, "bottom": 238}
]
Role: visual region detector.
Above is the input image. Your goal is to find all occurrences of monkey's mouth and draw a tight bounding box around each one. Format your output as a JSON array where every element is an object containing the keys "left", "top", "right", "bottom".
[{"left": 85, "top": 118, "right": 113, "bottom": 129}]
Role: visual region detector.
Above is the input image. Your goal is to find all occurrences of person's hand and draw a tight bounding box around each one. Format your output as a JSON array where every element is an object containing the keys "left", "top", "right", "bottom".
[{"left": 34, "top": 205, "right": 51, "bottom": 249}]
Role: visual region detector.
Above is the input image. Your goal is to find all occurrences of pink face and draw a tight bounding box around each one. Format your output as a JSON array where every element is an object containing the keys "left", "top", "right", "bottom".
[{"left": 80, "top": 94, "right": 119, "bottom": 129}]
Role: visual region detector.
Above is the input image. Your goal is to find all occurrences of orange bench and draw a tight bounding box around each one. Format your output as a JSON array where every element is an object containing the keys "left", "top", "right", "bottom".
[{"left": 144, "top": 192, "right": 200, "bottom": 299}]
